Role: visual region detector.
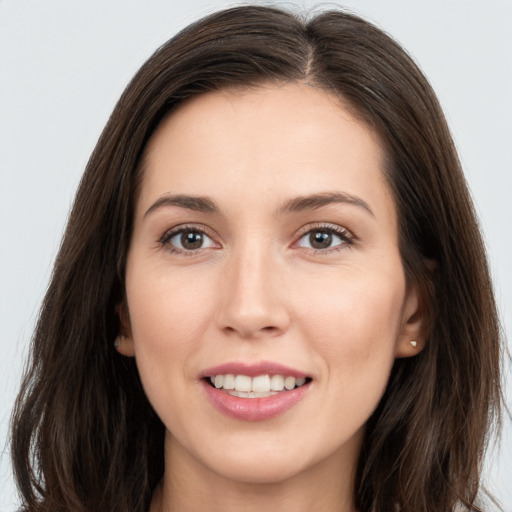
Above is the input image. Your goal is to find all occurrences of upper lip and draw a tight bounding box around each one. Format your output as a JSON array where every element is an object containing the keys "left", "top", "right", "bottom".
[{"left": 199, "top": 361, "right": 310, "bottom": 379}]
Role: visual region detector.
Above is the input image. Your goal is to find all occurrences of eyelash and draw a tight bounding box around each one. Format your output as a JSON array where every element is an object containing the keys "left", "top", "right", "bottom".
[
  {"left": 293, "top": 223, "right": 355, "bottom": 254},
  {"left": 158, "top": 223, "right": 355, "bottom": 256},
  {"left": 158, "top": 224, "right": 217, "bottom": 256}
]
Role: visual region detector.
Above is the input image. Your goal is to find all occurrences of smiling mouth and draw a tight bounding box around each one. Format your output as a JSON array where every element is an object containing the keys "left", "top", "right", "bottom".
[{"left": 206, "top": 374, "right": 312, "bottom": 398}]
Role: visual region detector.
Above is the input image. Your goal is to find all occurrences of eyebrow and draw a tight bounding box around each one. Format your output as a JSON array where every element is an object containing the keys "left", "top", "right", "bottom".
[
  {"left": 144, "top": 194, "right": 220, "bottom": 217},
  {"left": 143, "top": 191, "right": 374, "bottom": 218},
  {"left": 278, "top": 192, "right": 374, "bottom": 217}
]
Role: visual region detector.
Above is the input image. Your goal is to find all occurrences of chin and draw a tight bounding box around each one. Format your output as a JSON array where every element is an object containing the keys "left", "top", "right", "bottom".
[
  {"left": 206, "top": 454, "right": 312, "bottom": 485},
  {"left": 189, "top": 430, "right": 357, "bottom": 486}
]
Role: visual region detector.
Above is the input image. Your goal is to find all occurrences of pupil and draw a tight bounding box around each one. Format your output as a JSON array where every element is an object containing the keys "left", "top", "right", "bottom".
[
  {"left": 310, "top": 230, "right": 332, "bottom": 249},
  {"left": 181, "top": 231, "right": 203, "bottom": 249}
]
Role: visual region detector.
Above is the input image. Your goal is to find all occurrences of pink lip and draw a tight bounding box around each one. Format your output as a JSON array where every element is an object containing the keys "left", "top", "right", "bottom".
[
  {"left": 200, "top": 361, "right": 309, "bottom": 379},
  {"left": 199, "top": 361, "right": 311, "bottom": 422},
  {"left": 202, "top": 381, "right": 310, "bottom": 421}
]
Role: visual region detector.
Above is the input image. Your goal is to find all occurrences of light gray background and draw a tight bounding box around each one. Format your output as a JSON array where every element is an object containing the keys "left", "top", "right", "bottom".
[{"left": 1, "top": 0, "right": 511, "bottom": 509}]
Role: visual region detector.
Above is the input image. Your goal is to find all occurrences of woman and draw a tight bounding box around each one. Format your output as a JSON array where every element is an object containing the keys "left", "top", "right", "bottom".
[{"left": 10, "top": 5, "right": 503, "bottom": 512}]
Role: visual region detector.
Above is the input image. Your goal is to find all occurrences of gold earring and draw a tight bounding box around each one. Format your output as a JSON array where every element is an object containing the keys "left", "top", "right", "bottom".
[{"left": 409, "top": 340, "right": 418, "bottom": 348}]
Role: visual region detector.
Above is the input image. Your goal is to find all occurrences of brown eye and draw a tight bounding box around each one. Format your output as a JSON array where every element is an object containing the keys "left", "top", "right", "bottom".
[
  {"left": 309, "top": 230, "right": 333, "bottom": 249},
  {"left": 181, "top": 230, "right": 204, "bottom": 249},
  {"left": 296, "top": 226, "right": 351, "bottom": 252},
  {"left": 166, "top": 228, "right": 216, "bottom": 252}
]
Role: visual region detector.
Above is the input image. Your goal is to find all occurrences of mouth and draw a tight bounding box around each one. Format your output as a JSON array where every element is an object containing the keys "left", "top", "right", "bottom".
[
  {"left": 205, "top": 373, "right": 312, "bottom": 398},
  {"left": 200, "top": 362, "right": 313, "bottom": 420}
]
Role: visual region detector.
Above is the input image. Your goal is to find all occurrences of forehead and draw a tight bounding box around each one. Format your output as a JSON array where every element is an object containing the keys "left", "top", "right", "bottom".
[{"left": 137, "top": 83, "right": 395, "bottom": 226}]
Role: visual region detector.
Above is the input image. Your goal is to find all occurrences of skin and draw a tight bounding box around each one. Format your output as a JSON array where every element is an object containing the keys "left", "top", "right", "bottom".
[{"left": 119, "top": 83, "right": 425, "bottom": 512}]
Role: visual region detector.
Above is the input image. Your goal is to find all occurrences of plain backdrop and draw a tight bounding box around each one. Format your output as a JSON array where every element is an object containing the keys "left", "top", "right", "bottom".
[{"left": 1, "top": 0, "right": 511, "bottom": 509}]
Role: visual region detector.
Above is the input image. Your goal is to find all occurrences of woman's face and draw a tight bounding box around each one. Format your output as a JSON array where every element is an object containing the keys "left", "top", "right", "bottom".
[{"left": 122, "top": 83, "right": 423, "bottom": 486}]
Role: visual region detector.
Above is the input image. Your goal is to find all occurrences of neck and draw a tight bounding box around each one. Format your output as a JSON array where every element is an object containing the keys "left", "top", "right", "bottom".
[{"left": 151, "top": 432, "right": 360, "bottom": 512}]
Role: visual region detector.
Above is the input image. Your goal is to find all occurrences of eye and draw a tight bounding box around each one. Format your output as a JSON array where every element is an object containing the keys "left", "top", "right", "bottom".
[
  {"left": 161, "top": 227, "right": 218, "bottom": 253},
  {"left": 295, "top": 225, "right": 353, "bottom": 251}
]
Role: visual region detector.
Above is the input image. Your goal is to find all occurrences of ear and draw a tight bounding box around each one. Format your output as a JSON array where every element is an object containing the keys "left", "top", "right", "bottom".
[
  {"left": 115, "top": 301, "right": 136, "bottom": 357},
  {"left": 395, "top": 282, "right": 427, "bottom": 358}
]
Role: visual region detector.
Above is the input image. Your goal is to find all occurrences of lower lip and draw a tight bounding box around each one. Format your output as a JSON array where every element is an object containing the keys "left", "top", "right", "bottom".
[{"left": 202, "top": 380, "right": 310, "bottom": 421}]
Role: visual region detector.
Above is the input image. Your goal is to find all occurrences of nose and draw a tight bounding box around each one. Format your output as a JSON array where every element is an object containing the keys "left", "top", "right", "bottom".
[{"left": 216, "top": 244, "right": 291, "bottom": 339}]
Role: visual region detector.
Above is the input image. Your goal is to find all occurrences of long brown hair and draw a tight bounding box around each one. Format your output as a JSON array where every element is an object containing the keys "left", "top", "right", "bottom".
[{"left": 11, "top": 6, "right": 502, "bottom": 512}]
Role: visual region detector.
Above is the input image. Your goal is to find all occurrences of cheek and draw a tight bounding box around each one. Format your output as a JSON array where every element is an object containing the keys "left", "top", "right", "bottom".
[
  {"left": 124, "top": 263, "right": 222, "bottom": 436},
  {"left": 304, "top": 269, "right": 403, "bottom": 336},
  {"left": 298, "top": 263, "right": 405, "bottom": 386},
  {"left": 124, "top": 264, "right": 218, "bottom": 385},
  {"left": 127, "top": 263, "right": 213, "bottom": 338}
]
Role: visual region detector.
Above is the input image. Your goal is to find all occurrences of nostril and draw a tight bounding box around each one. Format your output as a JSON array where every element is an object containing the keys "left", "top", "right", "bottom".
[{"left": 221, "top": 323, "right": 283, "bottom": 339}]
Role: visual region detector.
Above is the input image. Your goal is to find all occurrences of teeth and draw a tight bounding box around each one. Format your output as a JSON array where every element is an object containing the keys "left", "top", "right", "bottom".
[
  {"left": 284, "top": 376, "right": 296, "bottom": 390},
  {"left": 252, "top": 375, "right": 270, "bottom": 392},
  {"left": 214, "top": 375, "right": 223, "bottom": 389},
  {"left": 234, "top": 375, "right": 252, "bottom": 392},
  {"left": 270, "top": 374, "right": 284, "bottom": 391},
  {"left": 208, "top": 373, "right": 308, "bottom": 394},
  {"left": 223, "top": 374, "right": 235, "bottom": 390},
  {"left": 228, "top": 390, "right": 279, "bottom": 398}
]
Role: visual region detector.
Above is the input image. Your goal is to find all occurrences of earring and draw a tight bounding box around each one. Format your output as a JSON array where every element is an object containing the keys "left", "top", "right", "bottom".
[
  {"left": 409, "top": 340, "right": 417, "bottom": 348},
  {"left": 114, "top": 335, "right": 124, "bottom": 348}
]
